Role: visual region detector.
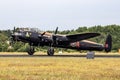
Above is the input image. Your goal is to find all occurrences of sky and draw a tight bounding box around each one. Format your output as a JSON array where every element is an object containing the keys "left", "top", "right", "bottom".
[{"left": 0, "top": 0, "right": 120, "bottom": 31}]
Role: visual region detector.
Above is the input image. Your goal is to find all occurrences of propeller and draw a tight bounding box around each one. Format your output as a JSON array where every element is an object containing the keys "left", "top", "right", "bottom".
[
  {"left": 38, "top": 32, "right": 46, "bottom": 41},
  {"left": 38, "top": 27, "right": 58, "bottom": 45},
  {"left": 9, "top": 26, "right": 17, "bottom": 46},
  {"left": 7, "top": 27, "right": 21, "bottom": 50},
  {"left": 13, "top": 26, "right": 16, "bottom": 34},
  {"left": 41, "top": 32, "right": 46, "bottom": 36},
  {"left": 51, "top": 27, "right": 58, "bottom": 46},
  {"left": 54, "top": 27, "right": 58, "bottom": 35},
  {"left": 7, "top": 27, "right": 15, "bottom": 50}
]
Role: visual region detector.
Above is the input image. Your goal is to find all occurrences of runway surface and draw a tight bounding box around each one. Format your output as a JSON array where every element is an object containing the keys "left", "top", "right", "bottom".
[{"left": 0, "top": 53, "right": 120, "bottom": 58}]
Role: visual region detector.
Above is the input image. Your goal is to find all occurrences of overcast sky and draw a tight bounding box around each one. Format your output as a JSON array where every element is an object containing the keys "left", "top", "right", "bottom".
[{"left": 0, "top": 0, "right": 119, "bottom": 31}]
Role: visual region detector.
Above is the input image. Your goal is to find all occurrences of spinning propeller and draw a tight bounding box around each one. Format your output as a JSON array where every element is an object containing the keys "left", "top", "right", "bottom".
[
  {"left": 51, "top": 27, "right": 58, "bottom": 46},
  {"left": 38, "top": 27, "right": 58, "bottom": 46},
  {"left": 9, "top": 27, "right": 18, "bottom": 46}
]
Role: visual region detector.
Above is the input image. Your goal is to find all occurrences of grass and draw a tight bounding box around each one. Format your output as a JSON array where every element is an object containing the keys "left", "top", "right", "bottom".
[{"left": 0, "top": 52, "right": 120, "bottom": 80}]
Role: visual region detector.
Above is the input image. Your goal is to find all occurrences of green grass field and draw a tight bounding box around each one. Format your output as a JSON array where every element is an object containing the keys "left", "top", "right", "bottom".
[{"left": 0, "top": 52, "right": 120, "bottom": 80}]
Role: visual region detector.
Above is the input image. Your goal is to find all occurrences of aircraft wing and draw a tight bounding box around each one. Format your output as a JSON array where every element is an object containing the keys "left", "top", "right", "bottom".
[{"left": 66, "top": 33, "right": 100, "bottom": 42}]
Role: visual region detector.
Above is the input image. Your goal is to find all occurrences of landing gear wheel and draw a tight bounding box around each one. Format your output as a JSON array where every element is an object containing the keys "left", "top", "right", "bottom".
[
  {"left": 27, "top": 46, "right": 35, "bottom": 55},
  {"left": 47, "top": 48, "right": 54, "bottom": 56}
]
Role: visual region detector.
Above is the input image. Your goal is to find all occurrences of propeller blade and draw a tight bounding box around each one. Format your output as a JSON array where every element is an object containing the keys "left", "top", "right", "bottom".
[
  {"left": 9, "top": 26, "right": 17, "bottom": 46},
  {"left": 41, "top": 32, "right": 46, "bottom": 36},
  {"left": 51, "top": 27, "right": 59, "bottom": 46},
  {"left": 54, "top": 27, "right": 58, "bottom": 34},
  {"left": 13, "top": 26, "right": 16, "bottom": 33}
]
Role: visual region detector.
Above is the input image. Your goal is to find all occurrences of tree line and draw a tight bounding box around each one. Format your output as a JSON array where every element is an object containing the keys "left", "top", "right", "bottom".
[{"left": 0, "top": 24, "right": 119, "bottom": 52}]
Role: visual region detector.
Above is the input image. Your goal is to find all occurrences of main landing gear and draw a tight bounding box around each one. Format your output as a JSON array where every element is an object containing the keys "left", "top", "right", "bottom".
[
  {"left": 27, "top": 46, "right": 35, "bottom": 55},
  {"left": 47, "top": 47, "right": 54, "bottom": 56},
  {"left": 27, "top": 45, "right": 54, "bottom": 56}
]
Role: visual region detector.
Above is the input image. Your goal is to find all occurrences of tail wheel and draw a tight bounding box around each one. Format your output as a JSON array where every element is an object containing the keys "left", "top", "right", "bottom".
[{"left": 47, "top": 47, "right": 54, "bottom": 56}]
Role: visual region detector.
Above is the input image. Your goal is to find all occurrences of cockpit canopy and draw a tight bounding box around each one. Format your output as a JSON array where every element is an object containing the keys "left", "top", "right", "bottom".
[{"left": 16, "top": 28, "right": 41, "bottom": 32}]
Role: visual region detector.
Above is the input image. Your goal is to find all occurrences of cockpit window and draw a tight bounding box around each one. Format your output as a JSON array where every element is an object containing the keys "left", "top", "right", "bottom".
[
  {"left": 17, "top": 28, "right": 41, "bottom": 32},
  {"left": 14, "top": 32, "right": 22, "bottom": 36}
]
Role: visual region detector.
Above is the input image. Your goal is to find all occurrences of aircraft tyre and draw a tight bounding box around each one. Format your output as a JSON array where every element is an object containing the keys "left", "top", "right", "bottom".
[
  {"left": 27, "top": 46, "right": 35, "bottom": 55},
  {"left": 47, "top": 48, "right": 54, "bottom": 56}
]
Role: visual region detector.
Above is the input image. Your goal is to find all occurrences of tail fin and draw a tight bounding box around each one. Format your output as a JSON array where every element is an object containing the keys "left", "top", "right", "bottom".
[{"left": 104, "top": 34, "right": 112, "bottom": 52}]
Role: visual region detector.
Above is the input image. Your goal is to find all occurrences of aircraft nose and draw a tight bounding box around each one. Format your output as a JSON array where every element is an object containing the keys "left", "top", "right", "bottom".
[
  {"left": 13, "top": 32, "right": 22, "bottom": 36},
  {"left": 11, "top": 33, "right": 15, "bottom": 37},
  {"left": 11, "top": 32, "right": 21, "bottom": 41}
]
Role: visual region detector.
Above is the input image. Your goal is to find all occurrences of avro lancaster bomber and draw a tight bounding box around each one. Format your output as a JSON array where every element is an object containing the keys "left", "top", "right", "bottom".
[{"left": 11, "top": 27, "right": 112, "bottom": 56}]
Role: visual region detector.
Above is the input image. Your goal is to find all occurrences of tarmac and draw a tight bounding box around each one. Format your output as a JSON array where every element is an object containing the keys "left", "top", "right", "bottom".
[{"left": 0, "top": 52, "right": 120, "bottom": 58}]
